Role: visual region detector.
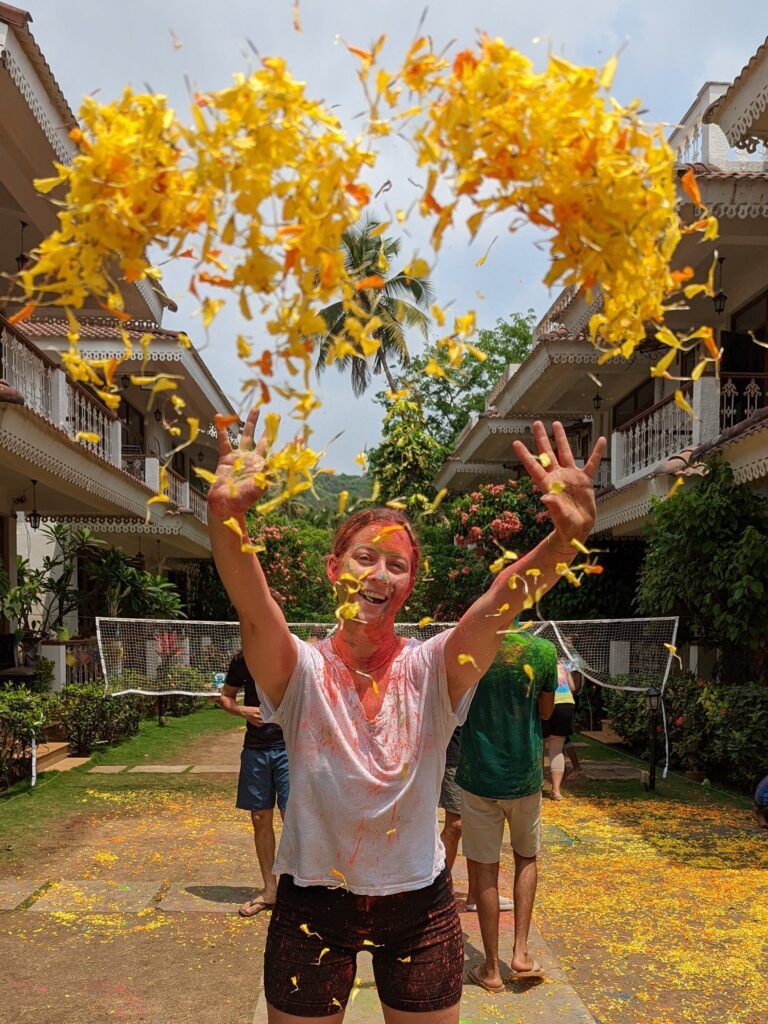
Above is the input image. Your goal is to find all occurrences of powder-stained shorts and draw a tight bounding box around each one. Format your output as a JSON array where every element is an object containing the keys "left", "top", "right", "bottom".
[
  {"left": 264, "top": 866, "right": 464, "bottom": 1016},
  {"left": 460, "top": 789, "right": 542, "bottom": 861},
  {"left": 439, "top": 765, "right": 462, "bottom": 815}
]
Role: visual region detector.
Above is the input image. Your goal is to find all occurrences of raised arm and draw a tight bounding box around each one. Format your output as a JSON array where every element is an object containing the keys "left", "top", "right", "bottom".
[
  {"left": 208, "top": 409, "right": 296, "bottom": 706},
  {"left": 445, "top": 421, "right": 605, "bottom": 707}
]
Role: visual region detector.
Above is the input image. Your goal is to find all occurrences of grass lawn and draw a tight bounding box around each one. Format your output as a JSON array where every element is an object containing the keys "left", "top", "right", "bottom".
[{"left": 0, "top": 705, "right": 244, "bottom": 874}]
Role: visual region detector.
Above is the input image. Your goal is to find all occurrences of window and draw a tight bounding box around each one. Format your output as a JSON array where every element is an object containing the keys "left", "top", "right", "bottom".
[
  {"left": 723, "top": 290, "right": 768, "bottom": 375},
  {"left": 118, "top": 398, "right": 145, "bottom": 453},
  {"left": 613, "top": 377, "right": 655, "bottom": 429}
]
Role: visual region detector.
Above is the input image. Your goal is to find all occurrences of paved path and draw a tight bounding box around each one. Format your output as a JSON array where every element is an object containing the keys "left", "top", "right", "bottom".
[{"left": 248, "top": 854, "right": 595, "bottom": 1024}]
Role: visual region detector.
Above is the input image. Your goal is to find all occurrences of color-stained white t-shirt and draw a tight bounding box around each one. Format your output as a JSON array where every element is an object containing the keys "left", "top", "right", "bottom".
[{"left": 258, "top": 630, "right": 474, "bottom": 896}]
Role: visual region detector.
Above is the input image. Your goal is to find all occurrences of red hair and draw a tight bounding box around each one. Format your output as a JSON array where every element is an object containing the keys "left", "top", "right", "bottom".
[{"left": 329, "top": 507, "right": 421, "bottom": 587}]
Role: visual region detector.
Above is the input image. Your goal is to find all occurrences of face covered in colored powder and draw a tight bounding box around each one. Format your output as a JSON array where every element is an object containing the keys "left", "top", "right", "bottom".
[{"left": 327, "top": 522, "right": 416, "bottom": 628}]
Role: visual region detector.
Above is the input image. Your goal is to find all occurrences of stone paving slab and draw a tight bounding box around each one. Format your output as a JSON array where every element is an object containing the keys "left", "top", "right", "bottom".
[
  {"left": 0, "top": 879, "right": 48, "bottom": 910},
  {"left": 126, "top": 764, "right": 191, "bottom": 774},
  {"left": 582, "top": 761, "right": 643, "bottom": 781},
  {"left": 251, "top": 917, "right": 595, "bottom": 1023},
  {"left": 159, "top": 881, "right": 258, "bottom": 912},
  {"left": 188, "top": 764, "right": 240, "bottom": 774},
  {"left": 27, "top": 879, "right": 161, "bottom": 913},
  {"left": 89, "top": 765, "right": 127, "bottom": 774}
]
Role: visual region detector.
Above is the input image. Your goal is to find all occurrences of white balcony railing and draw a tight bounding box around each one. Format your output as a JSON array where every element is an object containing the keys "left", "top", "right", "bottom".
[
  {"left": 1, "top": 318, "right": 121, "bottom": 465},
  {"left": 720, "top": 374, "right": 768, "bottom": 431},
  {"left": 189, "top": 487, "right": 208, "bottom": 524},
  {"left": 167, "top": 468, "right": 188, "bottom": 507},
  {"left": 615, "top": 385, "right": 695, "bottom": 481},
  {"left": 67, "top": 384, "right": 116, "bottom": 463},
  {"left": 1, "top": 322, "right": 54, "bottom": 420}
]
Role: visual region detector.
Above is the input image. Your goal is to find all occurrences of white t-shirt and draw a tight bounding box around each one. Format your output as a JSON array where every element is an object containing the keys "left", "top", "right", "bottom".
[{"left": 258, "top": 630, "right": 474, "bottom": 896}]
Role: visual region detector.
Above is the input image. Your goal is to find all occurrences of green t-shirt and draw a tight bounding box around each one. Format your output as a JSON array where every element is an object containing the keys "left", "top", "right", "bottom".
[{"left": 455, "top": 632, "right": 558, "bottom": 800}]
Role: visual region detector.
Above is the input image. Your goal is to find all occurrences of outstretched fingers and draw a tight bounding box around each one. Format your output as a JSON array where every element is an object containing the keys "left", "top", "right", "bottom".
[
  {"left": 583, "top": 435, "right": 608, "bottom": 480},
  {"left": 240, "top": 406, "right": 261, "bottom": 451},
  {"left": 552, "top": 421, "right": 577, "bottom": 468},
  {"left": 512, "top": 439, "right": 548, "bottom": 487}
]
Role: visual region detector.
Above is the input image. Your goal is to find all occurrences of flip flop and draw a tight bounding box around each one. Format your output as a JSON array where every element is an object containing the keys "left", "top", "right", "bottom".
[
  {"left": 238, "top": 897, "right": 274, "bottom": 918},
  {"left": 507, "top": 960, "right": 544, "bottom": 980},
  {"left": 463, "top": 895, "right": 514, "bottom": 912},
  {"left": 467, "top": 965, "right": 505, "bottom": 994}
]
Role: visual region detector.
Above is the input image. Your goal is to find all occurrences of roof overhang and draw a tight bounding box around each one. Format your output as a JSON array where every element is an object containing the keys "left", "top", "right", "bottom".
[{"left": 703, "top": 38, "right": 768, "bottom": 152}]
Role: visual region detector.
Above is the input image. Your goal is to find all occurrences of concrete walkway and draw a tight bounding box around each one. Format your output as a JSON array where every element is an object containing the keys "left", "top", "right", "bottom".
[{"left": 248, "top": 856, "right": 595, "bottom": 1024}]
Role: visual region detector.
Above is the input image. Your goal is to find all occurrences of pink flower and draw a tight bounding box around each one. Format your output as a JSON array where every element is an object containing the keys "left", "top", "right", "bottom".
[
  {"left": 674, "top": 716, "right": 684, "bottom": 727},
  {"left": 448, "top": 570, "right": 459, "bottom": 580},
  {"left": 461, "top": 566, "right": 471, "bottom": 575}
]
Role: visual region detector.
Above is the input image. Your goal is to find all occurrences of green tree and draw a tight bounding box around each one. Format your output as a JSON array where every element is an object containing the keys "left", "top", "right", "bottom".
[
  {"left": 316, "top": 216, "right": 434, "bottom": 395},
  {"left": 366, "top": 393, "right": 449, "bottom": 504},
  {"left": 636, "top": 460, "right": 768, "bottom": 682},
  {"left": 0, "top": 524, "right": 103, "bottom": 649},
  {"left": 389, "top": 310, "right": 535, "bottom": 448}
]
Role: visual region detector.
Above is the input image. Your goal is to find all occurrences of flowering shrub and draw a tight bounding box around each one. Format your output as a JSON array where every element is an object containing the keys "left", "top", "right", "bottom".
[
  {"left": 605, "top": 674, "right": 768, "bottom": 791},
  {"left": 407, "top": 478, "right": 549, "bottom": 621},
  {"left": 247, "top": 516, "right": 335, "bottom": 621}
]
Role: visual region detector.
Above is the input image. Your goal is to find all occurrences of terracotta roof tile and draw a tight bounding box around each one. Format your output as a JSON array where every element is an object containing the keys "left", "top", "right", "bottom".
[{"left": 20, "top": 317, "right": 184, "bottom": 343}]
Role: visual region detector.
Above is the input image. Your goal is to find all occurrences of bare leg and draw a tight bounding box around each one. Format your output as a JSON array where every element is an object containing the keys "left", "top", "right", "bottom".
[
  {"left": 381, "top": 1001, "right": 460, "bottom": 1024},
  {"left": 548, "top": 735, "right": 566, "bottom": 798},
  {"left": 468, "top": 858, "right": 502, "bottom": 989},
  {"left": 566, "top": 743, "right": 583, "bottom": 778},
  {"left": 511, "top": 851, "right": 538, "bottom": 973},
  {"left": 440, "top": 810, "right": 462, "bottom": 872},
  {"left": 245, "top": 807, "right": 277, "bottom": 909},
  {"left": 267, "top": 1005, "right": 344, "bottom": 1024}
]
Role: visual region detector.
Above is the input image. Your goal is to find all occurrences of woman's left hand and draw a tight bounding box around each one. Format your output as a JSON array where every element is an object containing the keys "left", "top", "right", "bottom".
[{"left": 512, "top": 421, "right": 607, "bottom": 547}]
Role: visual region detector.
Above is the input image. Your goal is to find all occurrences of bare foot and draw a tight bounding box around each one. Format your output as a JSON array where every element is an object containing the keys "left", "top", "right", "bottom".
[{"left": 468, "top": 964, "right": 505, "bottom": 993}]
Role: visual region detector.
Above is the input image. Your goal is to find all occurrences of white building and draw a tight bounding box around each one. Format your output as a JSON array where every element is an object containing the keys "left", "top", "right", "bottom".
[
  {"left": 436, "top": 55, "right": 768, "bottom": 540},
  {"left": 0, "top": 4, "right": 236, "bottom": 654}
]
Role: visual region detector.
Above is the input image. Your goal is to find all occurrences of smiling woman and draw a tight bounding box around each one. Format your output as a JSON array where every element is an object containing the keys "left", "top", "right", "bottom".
[{"left": 207, "top": 406, "right": 605, "bottom": 1023}]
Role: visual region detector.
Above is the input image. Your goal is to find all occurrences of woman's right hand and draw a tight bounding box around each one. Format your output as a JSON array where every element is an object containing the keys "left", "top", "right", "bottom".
[{"left": 207, "top": 407, "right": 269, "bottom": 519}]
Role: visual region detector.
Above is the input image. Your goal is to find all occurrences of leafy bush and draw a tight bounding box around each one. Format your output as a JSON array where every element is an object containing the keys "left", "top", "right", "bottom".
[
  {"left": 163, "top": 694, "right": 210, "bottom": 717},
  {"left": 245, "top": 515, "right": 334, "bottom": 621},
  {"left": 604, "top": 674, "right": 768, "bottom": 792},
  {"left": 408, "top": 478, "right": 549, "bottom": 620},
  {"left": 0, "top": 687, "right": 56, "bottom": 788},
  {"left": 59, "top": 683, "right": 143, "bottom": 755},
  {"left": 636, "top": 460, "right": 768, "bottom": 681}
]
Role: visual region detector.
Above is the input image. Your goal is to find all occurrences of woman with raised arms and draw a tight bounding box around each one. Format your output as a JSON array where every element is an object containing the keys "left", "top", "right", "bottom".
[{"left": 208, "top": 409, "right": 605, "bottom": 1024}]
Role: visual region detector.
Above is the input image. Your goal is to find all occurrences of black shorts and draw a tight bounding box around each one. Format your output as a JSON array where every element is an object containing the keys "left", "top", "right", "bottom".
[
  {"left": 264, "top": 866, "right": 464, "bottom": 1016},
  {"left": 542, "top": 703, "right": 575, "bottom": 739}
]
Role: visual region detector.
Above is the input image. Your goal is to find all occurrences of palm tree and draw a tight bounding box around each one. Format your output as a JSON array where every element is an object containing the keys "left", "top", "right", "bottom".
[{"left": 316, "top": 216, "right": 434, "bottom": 396}]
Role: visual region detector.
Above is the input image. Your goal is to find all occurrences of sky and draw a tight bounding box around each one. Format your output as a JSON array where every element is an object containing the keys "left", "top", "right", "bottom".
[{"left": 25, "top": 0, "right": 766, "bottom": 471}]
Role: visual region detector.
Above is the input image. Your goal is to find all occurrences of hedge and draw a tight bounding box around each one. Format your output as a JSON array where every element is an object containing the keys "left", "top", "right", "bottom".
[{"left": 604, "top": 673, "right": 768, "bottom": 792}]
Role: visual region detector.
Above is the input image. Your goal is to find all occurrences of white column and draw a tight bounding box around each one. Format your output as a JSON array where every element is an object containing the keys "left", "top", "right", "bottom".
[
  {"left": 610, "top": 431, "right": 624, "bottom": 486},
  {"left": 181, "top": 480, "right": 190, "bottom": 508},
  {"left": 110, "top": 418, "right": 122, "bottom": 467},
  {"left": 692, "top": 377, "right": 720, "bottom": 445},
  {"left": 49, "top": 368, "right": 69, "bottom": 432},
  {"left": 40, "top": 641, "right": 66, "bottom": 692},
  {"left": 144, "top": 457, "right": 160, "bottom": 492}
]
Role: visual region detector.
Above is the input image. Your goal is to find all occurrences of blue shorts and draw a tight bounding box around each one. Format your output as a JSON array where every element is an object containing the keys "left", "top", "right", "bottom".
[{"left": 236, "top": 747, "right": 290, "bottom": 812}]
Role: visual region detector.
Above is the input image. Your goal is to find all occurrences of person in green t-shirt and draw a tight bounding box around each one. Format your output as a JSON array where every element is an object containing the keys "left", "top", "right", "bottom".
[{"left": 456, "top": 631, "right": 557, "bottom": 993}]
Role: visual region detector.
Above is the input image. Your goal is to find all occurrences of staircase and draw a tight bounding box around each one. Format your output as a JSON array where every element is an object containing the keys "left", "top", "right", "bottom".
[
  {"left": 581, "top": 718, "right": 625, "bottom": 746},
  {"left": 35, "top": 741, "right": 71, "bottom": 771}
]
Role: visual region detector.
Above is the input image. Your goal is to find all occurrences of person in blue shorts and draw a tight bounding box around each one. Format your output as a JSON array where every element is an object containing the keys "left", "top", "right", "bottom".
[
  {"left": 219, "top": 648, "right": 290, "bottom": 916},
  {"left": 755, "top": 775, "right": 768, "bottom": 829}
]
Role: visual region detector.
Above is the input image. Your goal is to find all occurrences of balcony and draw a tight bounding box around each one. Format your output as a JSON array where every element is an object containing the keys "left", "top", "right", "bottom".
[
  {"left": 614, "top": 385, "right": 695, "bottom": 484},
  {"left": 720, "top": 373, "right": 768, "bottom": 430},
  {"left": 1, "top": 317, "right": 121, "bottom": 463}
]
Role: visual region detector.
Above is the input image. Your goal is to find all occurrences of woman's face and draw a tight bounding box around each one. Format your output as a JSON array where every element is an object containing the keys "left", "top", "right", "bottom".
[{"left": 328, "top": 523, "right": 416, "bottom": 624}]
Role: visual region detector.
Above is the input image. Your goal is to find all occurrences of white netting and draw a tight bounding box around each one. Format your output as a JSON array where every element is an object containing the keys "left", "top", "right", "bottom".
[
  {"left": 531, "top": 617, "right": 679, "bottom": 692},
  {"left": 96, "top": 616, "right": 678, "bottom": 697},
  {"left": 95, "top": 618, "right": 454, "bottom": 695}
]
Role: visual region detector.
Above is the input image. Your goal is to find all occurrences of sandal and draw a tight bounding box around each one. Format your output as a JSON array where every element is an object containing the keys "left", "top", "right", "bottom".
[
  {"left": 238, "top": 896, "right": 274, "bottom": 918},
  {"left": 464, "top": 895, "right": 514, "bottom": 912},
  {"left": 467, "top": 965, "right": 505, "bottom": 994},
  {"left": 508, "top": 960, "right": 544, "bottom": 980}
]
